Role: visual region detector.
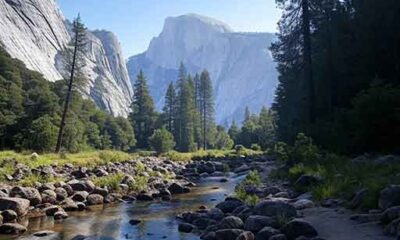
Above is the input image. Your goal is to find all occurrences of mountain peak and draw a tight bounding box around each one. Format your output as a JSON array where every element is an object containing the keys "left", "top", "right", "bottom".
[{"left": 165, "top": 13, "right": 233, "bottom": 33}]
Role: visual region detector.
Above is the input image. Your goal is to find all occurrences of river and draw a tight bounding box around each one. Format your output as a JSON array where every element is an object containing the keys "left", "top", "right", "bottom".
[{"left": 7, "top": 174, "right": 244, "bottom": 240}]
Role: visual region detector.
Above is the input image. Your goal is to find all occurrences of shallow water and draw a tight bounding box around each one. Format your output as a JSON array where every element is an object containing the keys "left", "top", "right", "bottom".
[{"left": 6, "top": 175, "right": 243, "bottom": 240}]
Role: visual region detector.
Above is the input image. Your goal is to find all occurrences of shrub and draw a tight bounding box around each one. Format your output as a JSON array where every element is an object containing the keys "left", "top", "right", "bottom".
[
  {"left": 149, "top": 127, "right": 176, "bottom": 154},
  {"left": 251, "top": 144, "right": 262, "bottom": 151}
]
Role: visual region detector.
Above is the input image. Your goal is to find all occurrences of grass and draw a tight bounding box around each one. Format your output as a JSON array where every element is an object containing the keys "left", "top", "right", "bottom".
[
  {"left": 162, "top": 148, "right": 263, "bottom": 162},
  {"left": 235, "top": 170, "right": 262, "bottom": 206},
  {"left": 19, "top": 174, "right": 64, "bottom": 187}
]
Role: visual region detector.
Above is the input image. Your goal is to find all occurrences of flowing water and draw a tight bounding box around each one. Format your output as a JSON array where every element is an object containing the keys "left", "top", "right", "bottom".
[{"left": 6, "top": 174, "right": 244, "bottom": 240}]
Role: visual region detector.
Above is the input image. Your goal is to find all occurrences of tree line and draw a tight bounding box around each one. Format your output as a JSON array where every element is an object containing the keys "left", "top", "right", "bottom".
[{"left": 271, "top": 0, "right": 400, "bottom": 154}]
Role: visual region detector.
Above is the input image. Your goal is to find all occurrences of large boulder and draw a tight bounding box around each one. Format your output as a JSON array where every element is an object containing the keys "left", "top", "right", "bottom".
[
  {"left": 10, "top": 187, "right": 41, "bottom": 206},
  {"left": 71, "top": 191, "right": 89, "bottom": 202},
  {"left": 0, "top": 197, "right": 30, "bottom": 216},
  {"left": 281, "top": 219, "right": 318, "bottom": 240},
  {"left": 215, "top": 229, "right": 244, "bottom": 240},
  {"left": 60, "top": 198, "right": 79, "bottom": 211},
  {"left": 41, "top": 190, "right": 57, "bottom": 204},
  {"left": 168, "top": 183, "right": 190, "bottom": 194},
  {"left": 252, "top": 200, "right": 297, "bottom": 218},
  {"left": 244, "top": 215, "right": 275, "bottom": 232},
  {"left": 0, "top": 223, "right": 27, "bottom": 234},
  {"left": 1, "top": 210, "right": 17, "bottom": 222},
  {"left": 87, "top": 194, "right": 104, "bottom": 205},
  {"left": 379, "top": 185, "right": 400, "bottom": 210},
  {"left": 207, "top": 208, "right": 225, "bottom": 221},
  {"left": 219, "top": 216, "right": 244, "bottom": 229}
]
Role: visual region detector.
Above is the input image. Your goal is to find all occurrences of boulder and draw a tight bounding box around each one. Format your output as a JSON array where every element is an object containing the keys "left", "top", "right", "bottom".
[
  {"left": 136, "top": 193, "right": 154, "bottom": 201},
  {"left": 55, "top": 187, "right": 68, "bottom": 201},
  {"left": 253, "top": 200, "right": 297, "bottom": 218},
  {"left": 0, "top": 223, "right": 27, "bottom": 234},
  {"left": 10, "top": 186, "right": 41, "bottom": 206},
  {"left": 71, "top": 191, "right": 89, "bottom": 202},
  {"left": 281, "top": 219, "right": 318, "bottom": 240},
  {"left": 178, "top": 223, "right": 195, "bottom": 233},
  {"left": 60, "top": 198, "right": 79, "bottom": 211},
  {"left": 219, "top": 216, "right": 244, "bottom": 229},
  {"left": 216, "top": 199, "right": 244, "bottom": 213},
  {"left": 1, "top": 209, "right": 17, "bottom": 222},
  {"left": 269, "top": 234, "right": 287, "bottom": 240},
  {"left": 87, "top": 194, "right": 104, "bottom": 205},
  {"left": 255, "top": 226, "right": 280, "bottom": 240},
  {"left": 236, "top": 231, "right": 255, "bottom": 240},
  {"left": 293, "top": 199, "right": 314, "bottom": 210},
  {"left": 0, "top": 197, "right": 30, "bottom": 216},
  {"left": 234, "top": 165, "right": 250, "bottom": 173},
  {"left": 381, "top": 206, "right": 400, "bottom": 224},
  {"left": 244, "top": 215, "right": 275, "bottom": 232},
  {"left": 168, "top": 183, "right": 188, "bottom": 194},
  {"left": 93, "top": 187, "right": 109, "bottom": 197},
  {"left": 44, "top": 205, "right": 60, "bottom": 216},
  {"left": 379, "top": 185, "right": 400, "bottom": 210},
  {"left": 201, "top": 231, "right": 216, "bottom": 240},
  {"left": 350, "top": 188, "right": 368, "bottom": 209},
  {"left": 207, "top": 208, "right": 225, "bottom": 221},
  {"left": 216, "top": 229, "right": 244, "bottom": 240},
  {"left": 54, "top": 210, "right": 68, "bottom": 220},
  {"left": 41, "top": 190, "right": 57, "bottom": 204}
]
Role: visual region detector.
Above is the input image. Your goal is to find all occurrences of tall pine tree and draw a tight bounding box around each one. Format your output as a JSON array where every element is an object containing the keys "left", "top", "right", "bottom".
[{"left": 198, "top": 70, "right": 215, "bottom": 150}]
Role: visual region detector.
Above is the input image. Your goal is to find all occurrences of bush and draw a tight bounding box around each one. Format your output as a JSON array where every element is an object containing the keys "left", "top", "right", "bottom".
[
  {"left": 148, "top": 127, "right": 176, "bottom": 154},
  {"left": 251, "top": 144, "right": 262, "bottom": 151}
]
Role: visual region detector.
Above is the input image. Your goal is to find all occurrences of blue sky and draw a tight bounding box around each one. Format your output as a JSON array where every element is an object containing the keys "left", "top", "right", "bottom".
[{"left": 57, "top": 0, "right": 281, "bottom": 58}]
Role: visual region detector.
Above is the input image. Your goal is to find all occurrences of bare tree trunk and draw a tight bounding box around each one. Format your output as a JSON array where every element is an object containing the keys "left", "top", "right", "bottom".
[{"left": 55, "top": 24, "right": 79, "bottom": 153}]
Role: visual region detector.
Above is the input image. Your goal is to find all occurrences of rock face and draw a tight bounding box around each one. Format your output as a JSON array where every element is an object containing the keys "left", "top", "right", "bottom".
[
  {"left": 0, "top": 0, "right": 132, "bottom": 116},
  {"left": 127, "top": 14, "right": 278, "bottom": 123}
]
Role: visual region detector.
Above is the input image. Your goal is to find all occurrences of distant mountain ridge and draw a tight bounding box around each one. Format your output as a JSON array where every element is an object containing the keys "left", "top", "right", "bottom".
[
  {"left": 127, "top": 14, "right": 278, "bottom": 124},
  {"left": 0, "top": 0, "right": 133, "bottom": 116}
]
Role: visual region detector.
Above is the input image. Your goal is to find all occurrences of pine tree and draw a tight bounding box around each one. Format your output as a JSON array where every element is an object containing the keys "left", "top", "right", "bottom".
[
  {"left": 228, "top": 120, "right": 239, "bottom": 144},
  {"left": 244, "top": 106, "right": 251, "bottom": 123},
  {"left": 163, "top": 82, "right": 176, "bottom": 133},
  {"left": 174, "top": 63, "right": 187, "bottom": 148},
  {"left": 198, "top": 70, "right": 215, "bottom": 150},
  {"left": 129, "top": 70, "right": 156, "bottom": 149},
  {"left": 257, "top": 106, "right": 276, "bottom": 149},
  {"left": 56, "top": 14, "right": 87, "bottom": 153}
]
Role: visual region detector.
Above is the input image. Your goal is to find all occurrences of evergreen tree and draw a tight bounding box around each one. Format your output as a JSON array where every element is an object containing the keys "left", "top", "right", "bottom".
[
  {"left": 163, "top": 82, "right": 177, "bottom": 133},
  {"left": 56, "top": 14, "right": 87, "bottom": 153},
  {"left": 228, "top": 120, "right": 239, "bottom": 144},
  {"left": 129, "top": 70, "right": 156, "bottom": 149},
  {"left": 149, "top": 127, "right": 176, "bottom": 154},
  {"left": 198, "top": 70, "right": 215, "bottom": 150},
  {"left": 257, "top": 107, "right": 276, "bottom": 149}
]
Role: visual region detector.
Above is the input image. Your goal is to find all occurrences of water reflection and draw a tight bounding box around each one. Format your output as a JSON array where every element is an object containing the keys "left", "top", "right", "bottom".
[{"left": 5, "top": 175, "right": 243, "bottom": 240}]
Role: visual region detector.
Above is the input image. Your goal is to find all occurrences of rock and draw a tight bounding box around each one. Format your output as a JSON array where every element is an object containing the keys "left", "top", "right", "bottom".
[
  {"left": 220, "top": 178, "right": 229, "bottom": 183},
  {"left": 350, "top": 188, "right": 368, "bottom": 209},
  {"left": 198, "top": 163, "right": 216, "bottom": 174},
  {"left": 374, "top": 155, "right": 400, "bottom": 165},
  {"left": 178, "top": 223, "right": 195, "bottom": 233},
  {"left": 215, "top": 229, "right": 244, "bottom": 240},
  {"left": 0, "top": 197, "right": 30, "bottom": 216},
  {"left": 60, "top": 198, "right": 79, "bottom": 211},
  {"left": 234, "top": 165, "right": 250, "bottom": 173},
  {"left": 33, "top": 230, "right": 56, "bottom": 237},
  {"left": 236, "top": 231, "right": 255, "bottom": 240},
  {"left": 201, "top": 231, "right": 216, "bottom": 240},
  {"left": 383, "top": 217, "right": 400, "bottom": 235},
  {"left": 62, "top": 184, "right": 74, "bottom": 196},
  {"left": 281, "top": 219, "right": 318, "bottom": 240},
  {"left": 244, "top": 215, "right": 275, "bottom": 232},
  {"left": 350, "top": 213, "right": 381, "bottom": 224},
  {"left": 44, "top": 205, "right": 60, "bottom": 216},
  {"left": 68, "top": 180, "right": 87, "bottom": 191},
  {"left": 379, "top": 185, "right": 400, "bottom": 210},
  {"left": 136, "top": 193, "right": 154, "bottom": 201},
  {"left": 129, "top": 219, "right": 142, "bottom": 225},
  {"left": 0, "top": 223, "right": 27, "bottom": 234},
  {"left": 10, "top": 186, "right": 41, "bottom": 206},
  {"left": 84, "top": 180, "right": 96, "bottom": 192},
  {"left": 219, "top": 216, "right": 244, "bottom": 229},
  {"left": 71, "top": 168, "right": 88, "bottom": 179},
  {"left": 93, "top": 187, "right": 109, "bottom": 197},
  {"left": 263, "top": 187, "right": 281, "bottom": 196},
  {"left": 294, "top": 175, "right": 320, "bottom": 188},
  {"left": 293, "top": 199, "right": 314, "bottom": 210},
  {"left": 255, "top": 226, "right": 280, "bottom": 240},
  {"left": 216, "top": 199, "right": 244, "bottom": 213},
  {"left": 193, "top": 217, "right": 217, "bottom": 230},
  {"left": 207, "top": 208, "right": 225, "bottom": 221},
  {"left": 87, "top": 194, "right": 104, "bottom": 205},
  {"left": 54, "top": 210, "right": 68, "bottom": 220},
  {"left": 168, "top": 183, "right": 188, "bottom": 194},
  {"left": 41, "top": 190, "right": 57, "bottom": 204},
  {"left": 253, "top": 200, "right": 297, "bottom": 218},
  {"left": 55, "top": 187, "right": 69, "bottom": 201},
  {"left": 71, "top": 191, "right": 89, "bottom": 202},
  {"left": 381, "top": 206, "right": 400, "bottom": 224},
  {"left": 1, "top": 210, "right": 17, "bottom": 222}
]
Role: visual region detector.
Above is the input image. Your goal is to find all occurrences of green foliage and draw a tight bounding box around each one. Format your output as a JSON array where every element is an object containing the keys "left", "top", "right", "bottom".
[
  {"left": 149, "top": 127, "right": 176, "bottom": 154},
  {"left": 21, "top": 115, "right": 58, "bottom": 152},
  {"left": 251, "top": 144, "right": 261, "bottom": 151},
  {"left": 235, "top": 171, "right": 262, "bottom": 206},
  {"left": 243, "top": 170, "right": 262, "bottom": 187},
  {"left": 213, "top": 126, "right": 234, "bottom": 150}
]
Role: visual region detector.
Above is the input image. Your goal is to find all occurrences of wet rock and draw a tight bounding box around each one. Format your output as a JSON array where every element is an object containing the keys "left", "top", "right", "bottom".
[
  {"left": 198, "top": 162, "right": 216, "bottom": 174},
  {"left": 207, "top": 208, "right": 225, "bottom": 221},
  {"left": 219, "top": 216, "right": 244, "bottom": 229},
  {"left": 0, "top": 223, "right": 27, "bottom": 234},
  {"left": 60, "top": 198, "right": 79, "bottom": 211},
  {"left": 178, "top": 223, "right": 195, "bottom": 233},
  {"left": 215, "top": 229, "right": 244, "bottom": 240},
  {"left": 234, "top": 165, "right": 250, "bottom": 173},
  {"left": 87, "top": 194, "right": 104, "bottom": 205},
  {"left": 10, "top": 186, "right": 41, "bottom": 206},
  {"left": 216, "top": 199, "right": 244, "bottom": 213},
  {"left": 168, "top": 182, "right": 189, "bottom": 194},
  {"left": 281, "top": 219, "right": 318, "bottom": 240},
  {"left": 54, "top": 210, "right": 68, "bottom": 220},
  {"left": 201, "top": 231, "right": 216, "bottom": 240},
  {"left": 236, "top": 231, "right": 255, "bottom": 240},
  {"left": 0, "top": 197, "right": 30, "bottom": 216},
  {"left": 137, "top": 193, "right": 154, "bottom": 201},
  {"left": 129, "top": 219, "right": 142, "bottom": 225},
  {"left": 194, "top": 217, "right": 217, "bottom": 230},
  {"left": 381, "top": 206, "right": 400, "bottom": 224},
  {"left": 71, "top": 191, "right": 89, "bottom": 202},
  {"left": 379, "top": 185, "right": 400, "bottom": 210},
  {"left": 220, "top": 178, "right": 229, "bottom": 183},
  {"left": 255, "top": 226, "right": 280, "bottom": 240},
  {"left": 1, "top": 209, "right": 17, "bottom": 222},
  {"left": 44, "top": 205, "right": 59, "bottom": 216},
  {"left": 244, "top": 215, "right": 275, "bottom": 232},
  {"left": 383, "top": 217, "right": 400, "bottom": 235},
  {"left": 253, "top": 200, "right": 297, "bottom": 218}
]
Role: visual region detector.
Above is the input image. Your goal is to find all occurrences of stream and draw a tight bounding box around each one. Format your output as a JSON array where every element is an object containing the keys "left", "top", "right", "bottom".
[{"left": 7, "top": 174, "right": 244, "bottom": 240}]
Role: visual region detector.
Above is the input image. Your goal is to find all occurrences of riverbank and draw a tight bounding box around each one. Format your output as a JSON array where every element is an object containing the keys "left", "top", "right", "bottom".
[{"left": 0, "top": 150, "right": 264, "bottom": 238}]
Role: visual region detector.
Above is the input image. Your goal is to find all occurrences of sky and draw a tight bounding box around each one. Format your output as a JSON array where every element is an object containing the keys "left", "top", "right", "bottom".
[{"left": 57, "top": 0, "right": 281, "bottom": 58}]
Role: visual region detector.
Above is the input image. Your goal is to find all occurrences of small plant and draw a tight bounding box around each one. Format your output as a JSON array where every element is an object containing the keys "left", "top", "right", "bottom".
[
  {"left": 243, "top": 170, "right": 262, "bottom": 187},
  {"left": 92, "top": 173, "right": 125, "bottom": 190},
  {"left": 251, "top": 144, "right": 262, "bottom": 151},
  {"left": 276, "top": 213, "right": 290, "bottom": 227},
  {"left": 235, "top": 145, "right": 246, "bottom": 155}
]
